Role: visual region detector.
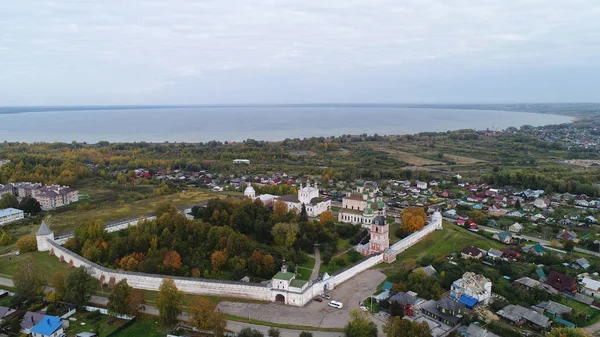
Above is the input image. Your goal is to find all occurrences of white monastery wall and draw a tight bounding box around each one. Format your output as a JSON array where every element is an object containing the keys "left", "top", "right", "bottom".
[{"left": 47, "top": 240, "right": 272, "bottom": 302}]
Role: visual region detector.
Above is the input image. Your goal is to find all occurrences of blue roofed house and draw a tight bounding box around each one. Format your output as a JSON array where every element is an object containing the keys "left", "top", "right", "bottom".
[
  {"left": 492, "top": 231, "right": 513, "bottom": 244},
  {"left": 30, "top": 315, "right": 64, "bottom": 337}
]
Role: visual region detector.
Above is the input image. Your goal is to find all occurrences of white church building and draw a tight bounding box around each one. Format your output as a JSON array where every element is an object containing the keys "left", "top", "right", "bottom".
[{"left": 244, "top": 180, "right": 331, "bottom": 217}]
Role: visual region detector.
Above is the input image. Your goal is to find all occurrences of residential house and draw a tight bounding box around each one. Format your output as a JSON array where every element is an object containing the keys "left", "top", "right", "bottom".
[
  {"left": 573, "top": 257, "right": 590, "bottom": 270},
  {"left": 505, "top": 210, "right": 525, "bottom": 218},
  {"left": 509, "top": 222, "right": 523, "bottom": 233},
  {"left": 420, "top": 297, "right": 466, "bottom": 327},
  {"left": 30, "top": 315, "right": 64, "bottom": 337},
  {"left": 487, "top": 248, "right": 504, "bottom": 260},
  {"left": 570, "top": 211, "right": 579, "bottom": 221},
  {"left": 530, "top": 213, "right": 546, "bottom": 222},
  {"left": 497, "top": 304, "right": 551, "bottom": 329},
  {"left": 501, "top": 248, "right": 521, "bottom": 260},
  {"left": 546, "top": 271, "right": 578, "bottom": 293},
  {"left": 0, "top": 208, "right": 24, "bottom": 225},
  {"left": 461, "top": 246, "right": 484, "bottom": 260},
  {"left": 414, "top": 265, "right": 437, "bottom": 277},
  {"left": 460, "top": 324, "right": 500, "bottom": 337},
  {"left": 534, "top": 198, "right": 550, "bottom": 209},
  {"left": 575, "top": 199, "right": 590, "bottom": 207},
  {"left": 450, "top": 272, "right": 492, "bottom": 306},
  {"left": 0, "top": 306, "right": 16, "bottom": 323},
  {"left": 492, "top": 231, "right": 513, "bottom": 244},
  {"left": 585, "top": 216, "right": 598, "bottom": 224},
  {"left": 533, "top": 301, "right": 572, "bottom": 319},
  {"left": 389, "top": 292, "right": 418, "bottom": 316},
  {"left": 580, "top": 277, "right": 600, "bottom": 298},
  {"left": 416, "top": 181, "right": 428, "bottom": 190},
  {"left": 522, "top": 243, "right": 545, "bottom": 256},
  {"left": 20, "top": 312, "right": 46, "bottom": 334},
  {"left": 556, "top": 230, "right": 578, "bottom": 242},
  {"left": 512, "top": 277, "right": 558, "bottom": 295}
]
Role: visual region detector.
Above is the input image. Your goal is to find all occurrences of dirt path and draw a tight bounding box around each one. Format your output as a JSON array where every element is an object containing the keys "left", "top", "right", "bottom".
[{"left": 311, "top": 247, "right": 321, "bottom": 280}]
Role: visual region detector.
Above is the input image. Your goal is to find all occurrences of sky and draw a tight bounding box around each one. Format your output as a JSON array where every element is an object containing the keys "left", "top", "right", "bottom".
[{"left": 1, "top": 0, "right": 599, "bottom": 105}]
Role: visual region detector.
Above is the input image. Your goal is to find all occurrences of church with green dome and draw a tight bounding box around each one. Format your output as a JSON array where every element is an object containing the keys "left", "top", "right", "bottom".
[{"left": 337, "top": 184, "right": 386, "bottom": 228}]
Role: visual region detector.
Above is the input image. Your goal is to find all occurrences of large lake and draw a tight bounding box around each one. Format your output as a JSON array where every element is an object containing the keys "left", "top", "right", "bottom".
[{"left": 0, "top": 106, "right": 572, "bottom": 143}]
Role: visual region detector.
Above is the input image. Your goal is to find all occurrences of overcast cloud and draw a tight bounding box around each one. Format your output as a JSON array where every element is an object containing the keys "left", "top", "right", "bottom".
[{"left": 1, "top": 0, "right": 599, "bottom": 105}]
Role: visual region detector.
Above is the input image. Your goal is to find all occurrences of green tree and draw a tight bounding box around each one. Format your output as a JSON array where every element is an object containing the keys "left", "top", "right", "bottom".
[
  {"left": 65, "top": 267, "right": 95, "bottom": 308},
  {"left": 564, "top": 240, "right": 575, "bottom": 252},
  {"left": 156, "top": 278, "right": 183, "bottom": 325},
  {"left": 268, "top": 328, "right": 281, "bottom": 337},
  {"left": 0, "top": 193, "right": 19, "bottom": 209},
  {"left": 188, "top": 297, "right": 227, "bottom": 337},
  {"left": 344, "top": 308, "right": 378, "bottom": 337},
  {"left": 384, "top": 316, "right": 432, "bottom": 337},
  {"left": 15, "top": 235, "right": 38, "bottom": 253},
  {"left": 18, "top": 196, "right": 42, "bottom": 215},
  {"left": 13, "top": 256, "right": 46, "bottom": 299},
  {"left": 50, "top": 271, "right": 67, "bottom": 301},
  {"left": 239, "top": 327, "right": 265, "bottom": 337},
  {"left": 0, "top": 231, "right": 13, "bottom": 246},
  {"left": 108, "top": 279, "right": 132, "bottom": 315},
  {"left": 300, "top": 204, "right": 309, "bottom": 223},
  {"left": 299, "top": 332, "right": 313, "bottom": 337},
  {"left": 271, "top": 222, "right": 299, "bottom": 248},
  {"left": 155, "top": 202, "right": 178, "bottom": 218},
  {"left": 547, "top": 327, "right": 588, "bottom": 337}
]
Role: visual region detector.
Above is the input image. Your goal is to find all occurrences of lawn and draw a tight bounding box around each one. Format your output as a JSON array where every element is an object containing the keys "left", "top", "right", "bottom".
[
  {"left": 558, "top": 297, "right": 600, "bottom": 327},
  {"left": 111, "top": 318, "right": 170, "bottom": 337},
  {"left": 295, "top": 256, "right": 315, "bottom": 280},
  {"left": 0, "top": 251, "right": 70, "bottom": 278},
  {"left": 67, "top": 312, "right": 128, "bottom": 337},
  {"left": 47, "top": 189, "right": 224, "bottom": 234},
  {"left": 384, "top": 221, "right": 507, "bottom": 264},
  {"left": 320, "top": 251, "right": 355, "bottom": 275}
]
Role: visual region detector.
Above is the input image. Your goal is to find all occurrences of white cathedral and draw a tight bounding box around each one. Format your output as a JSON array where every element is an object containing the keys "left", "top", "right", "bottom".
[{"left": 244, "top": 180, "right": 331, "bottom": 217}]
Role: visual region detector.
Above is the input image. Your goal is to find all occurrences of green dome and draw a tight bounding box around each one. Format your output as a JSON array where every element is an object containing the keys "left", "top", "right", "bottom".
[
  {"left": 364, "top": 207, "right": 374, "bottom": 215},
  {"left": 376, "top": 200, "right": 385, "bottom": 209}
]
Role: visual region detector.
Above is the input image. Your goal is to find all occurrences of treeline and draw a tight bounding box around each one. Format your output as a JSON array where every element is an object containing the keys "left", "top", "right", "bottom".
[
  {"left": 481, "top": 169, "right": 600, "bottom": 196},
  {"left": 64, "top": 199, "right": 361, "bottom": 281}
]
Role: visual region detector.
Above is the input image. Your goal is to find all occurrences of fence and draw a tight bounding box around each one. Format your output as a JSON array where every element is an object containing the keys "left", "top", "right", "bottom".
[
  {"left": 84, "top": 306, "right": 135, "bottom": 321},
  {"left": 60, "top": 308, "right": 77, "bottom": 319},
  {"left": 106, "top": 316, "right": 137, "bottom": 337}
]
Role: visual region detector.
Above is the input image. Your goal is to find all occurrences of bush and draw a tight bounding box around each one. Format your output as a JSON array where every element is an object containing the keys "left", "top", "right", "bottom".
[
  {"left": 333, "top": 256, "right": 347, "bottom": 267},
  {"left": 16, "top": 235, "right": 37, "bottom": 253}
]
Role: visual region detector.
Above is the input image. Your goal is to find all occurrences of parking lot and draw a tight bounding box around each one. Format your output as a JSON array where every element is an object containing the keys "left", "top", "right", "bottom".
[{"left": 218, "top": 269, "right": 387, "bottom": 329}]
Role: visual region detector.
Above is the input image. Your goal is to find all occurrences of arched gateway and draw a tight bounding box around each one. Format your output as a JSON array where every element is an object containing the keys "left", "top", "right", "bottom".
[{"left": 275, "top": 294, "right": 285, "bottom": 303}]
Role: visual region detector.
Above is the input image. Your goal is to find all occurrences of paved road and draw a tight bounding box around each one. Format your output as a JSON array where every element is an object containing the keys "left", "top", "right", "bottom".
[{"left": 311, "top": 247, "right": 321, "bottom": 280}]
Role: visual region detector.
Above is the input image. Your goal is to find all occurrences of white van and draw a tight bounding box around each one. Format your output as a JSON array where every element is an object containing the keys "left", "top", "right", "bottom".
[{"left": 328, "top": 300, "right": 343, "bottom": 309}]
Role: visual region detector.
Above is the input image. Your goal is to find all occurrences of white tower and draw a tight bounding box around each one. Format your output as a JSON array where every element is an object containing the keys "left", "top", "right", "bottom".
[
  {"left": 244, "top": 182, "right": 256, "bottom": 198},
  {"left": 431, "top": 211, "right": 443, "bottom": 230},
  {"left": 36, "top": 220, "right": 54, "bottom": 251}
]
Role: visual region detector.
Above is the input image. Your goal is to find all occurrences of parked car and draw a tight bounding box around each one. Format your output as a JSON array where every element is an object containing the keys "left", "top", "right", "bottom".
[
  {"left": 321, "top": 294, "right": 331, "bottom": 300},
  {"left": 328, "top": 300, "right": 343, "bottom": 309},
  {"left": 360, "top": 305, "right": 368, "bottom": 311},
  {"left": 15, "top": 251, "right": 20, "bottom": 256},
  {"left": 314, "top": 297, "right": 323, "bottom": 302}
]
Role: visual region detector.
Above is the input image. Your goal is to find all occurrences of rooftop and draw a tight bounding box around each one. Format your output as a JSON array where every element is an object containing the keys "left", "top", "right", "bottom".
[
  {"left": 0, "top": 208, "right": 23, "bottom": 217},
  {"left": 272, "top": 271, "right": 295, "bottom": 281},
  {"left": 30, "top": 315, "right": 62, "bottom": 335}
]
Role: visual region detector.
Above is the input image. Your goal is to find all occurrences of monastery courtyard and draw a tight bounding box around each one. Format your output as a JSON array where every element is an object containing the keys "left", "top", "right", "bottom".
[{"left": 218, "top": 269, "right": 387, "bottom": 328}]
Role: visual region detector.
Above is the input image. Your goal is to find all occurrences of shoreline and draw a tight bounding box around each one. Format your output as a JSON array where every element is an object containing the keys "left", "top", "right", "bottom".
[{"left": 0, "top": 105, "right": 589, "bottom": 145}]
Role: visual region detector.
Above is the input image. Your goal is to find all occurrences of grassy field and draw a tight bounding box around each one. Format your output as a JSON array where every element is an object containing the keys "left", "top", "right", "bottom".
[
  {"left": 67, "top": 312, "right": 128, "bottom": 337},
  {"left": 111, "top": 318, "right": 170, "bottom": 337},
  {"left": 47, "top": 189, "right": 224, "bottom": 233},
  {"left": 320, "top": 251, "right": 353, "bottom": 275},
  {"left": 559, "top": 297, "right": 600, "bottom": 327},
  {"left": 0, "top": 251, "right": 70, "bottom": 278},
  {"left": 385, "top": 221, "right": 507, "bottom": 264},
  {"left": 295, "top": 256, "right": 315, "bottom": 280}
]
